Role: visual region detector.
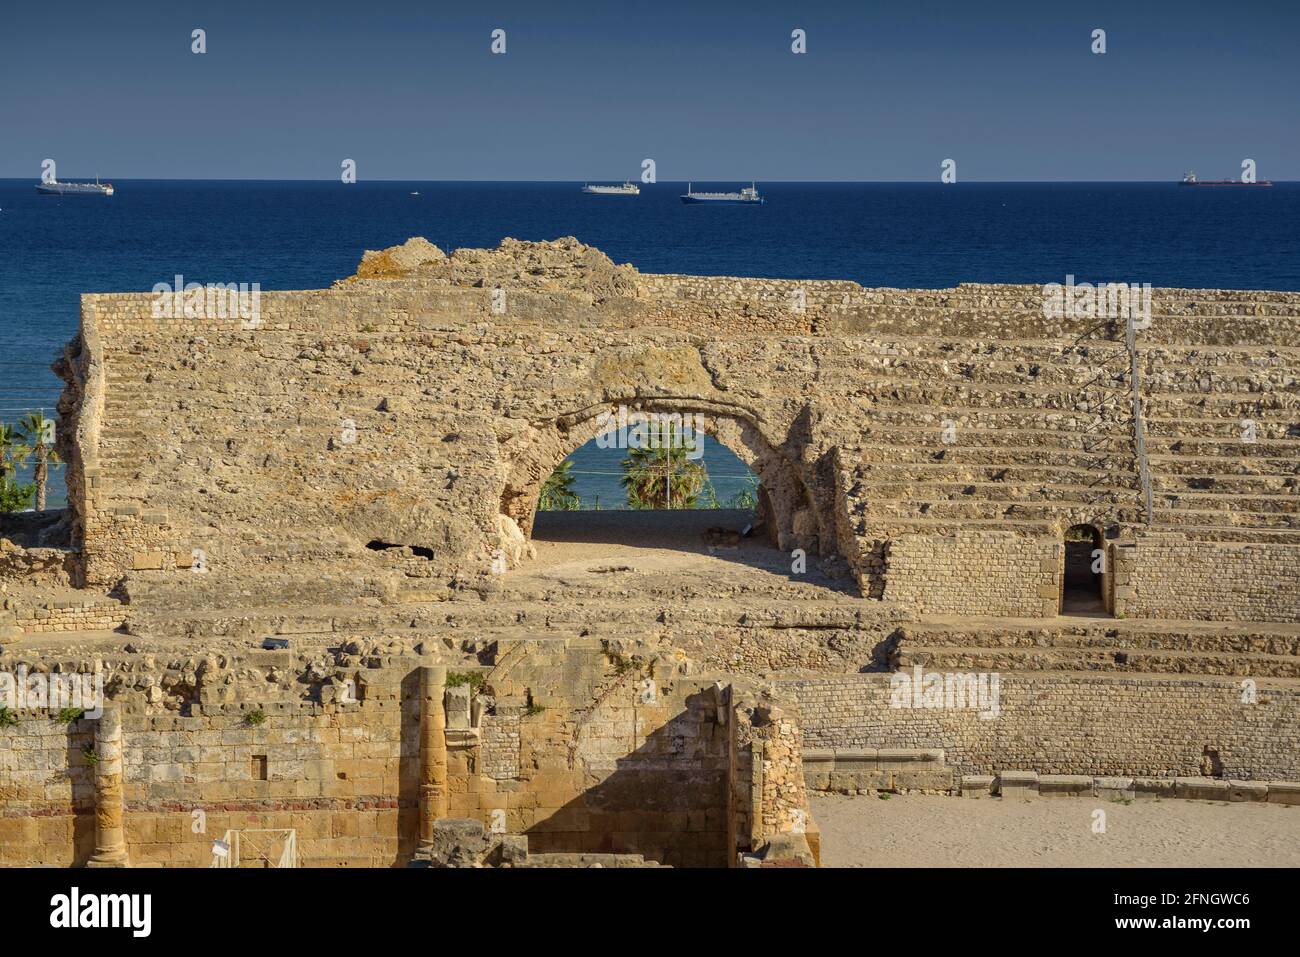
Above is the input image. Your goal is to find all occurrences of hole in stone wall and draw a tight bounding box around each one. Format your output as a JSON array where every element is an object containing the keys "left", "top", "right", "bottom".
[
  {"left": 252, "top": 754, "right": 268, "bottom": 781},
  {"left": 538, "top": 432, "right": 762, "bottom": 514},
  {"left": 366, "top": 540, "right": 435, "bottom": 560},
  {"left": 1201, "top": 747, "right": 1224, "bottom": 777}
]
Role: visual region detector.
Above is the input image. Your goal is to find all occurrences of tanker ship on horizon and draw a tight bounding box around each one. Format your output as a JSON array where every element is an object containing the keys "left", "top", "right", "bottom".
[
  {"left": 1180, "top": 170, "right": 1273, "bottom": 187},
  {"left": 35, "top": 176, "right": 115, "bottom": 196}
]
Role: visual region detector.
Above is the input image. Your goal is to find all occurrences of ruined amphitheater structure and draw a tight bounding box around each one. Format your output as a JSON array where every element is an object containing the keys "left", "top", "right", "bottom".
[{"left": 1, "top": 237, "right": 1296, "bottom": 866}]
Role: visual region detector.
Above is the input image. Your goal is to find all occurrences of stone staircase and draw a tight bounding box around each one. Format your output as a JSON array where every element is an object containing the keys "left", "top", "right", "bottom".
[
  {"left": 831, "top": 335, "right": 1142, "bottom": 538},
  {"left": 1141, "top": 345, "right": 1299, "bottom": 542}
]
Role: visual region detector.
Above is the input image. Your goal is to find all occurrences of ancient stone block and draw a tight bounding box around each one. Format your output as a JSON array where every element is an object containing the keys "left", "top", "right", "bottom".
[
  {"left": 1038, "top": 774, "right": 1093, "bottom": 797},
  {"left": 1174, "top": 777, "right": 1232, "bottom": 801},
  {"left": 997, "top": 771, "right": 1039, "bottom": 799}
]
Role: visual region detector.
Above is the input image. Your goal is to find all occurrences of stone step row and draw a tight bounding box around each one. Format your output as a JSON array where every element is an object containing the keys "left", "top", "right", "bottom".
[
  {"left": 857, "top": 473, "right": 1293, "bottom": 509},
  {"left": 1140, "top": 522, "right": 1300, "bottom": 544},
  {"left": 962, "top": 772, "right": 1300, "bottom": 804},
  {"left": 1154, "top": 495, "right": 1298, "bottom": 516},
  {"left": 119, "top": 588, "right": 877, "bottom": 641},
  {"left": 861, "top": 479, "right": 1140, "bottom": 501},
  {"left": 844, "top": 406, "right": 1125, "bottom": 429},
  {"left": 1145, "top": 437, "right": 1298, "bottom": 458},
  {"left": 849, "top": 464, "right": 1289, "bottom": 496},
  {"left": 1148, "top": 505, "right": 1297, "bottom": 528},
  {"left": 1145, "top": 420, "right": 1299, "bottom": 441},
  {"left": 848, "top": 430, "right": 1135, "bottom": 454},
  {"left": 843, "top": 445, "right": 1131, "bottom": 470},
  {"left": 850, "top": 461, "right": 1144, "bottom": 487},
  {"left": 859, "top": 499, "right": 1153, "bottom": 524},
  {"left": 897, "top": 623, "right": 1300, "bottom": 655},
  {"left": 1152, "top": 474, "right": 1297, "bottom": 494},
  {"left": 1146, "top": 454, "right": 1299, "bottom": 476},
  {"left": 894, "top": 644, "right": 1300, "bottom": 678}
]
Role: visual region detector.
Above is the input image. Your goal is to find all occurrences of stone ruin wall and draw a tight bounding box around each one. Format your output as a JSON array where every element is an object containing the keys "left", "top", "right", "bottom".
[
  {"left": 0, "top": 637, "right": 811, "bottom": 868},
  {"left": 46, "top": 238, "right": 1300, "bottom": 624},
  {"left": 790, "top": 673, "right": 1300, "bottom": 781},
  {"left": 2, "top": 238, "right": 1297, "bottom": 866}
]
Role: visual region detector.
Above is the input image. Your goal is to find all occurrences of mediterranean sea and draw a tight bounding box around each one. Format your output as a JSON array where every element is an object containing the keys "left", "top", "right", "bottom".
[{"left": 3, "top": 180, "right": 1297, "bottom": 506}]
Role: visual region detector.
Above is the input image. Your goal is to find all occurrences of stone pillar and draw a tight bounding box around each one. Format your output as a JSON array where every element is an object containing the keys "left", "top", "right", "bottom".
[
  {"left": 417, "top": 666, "right": 449, "bottom": 854},
  {"left": 86, "top": 705, "right": 130, "bottom": 867}
]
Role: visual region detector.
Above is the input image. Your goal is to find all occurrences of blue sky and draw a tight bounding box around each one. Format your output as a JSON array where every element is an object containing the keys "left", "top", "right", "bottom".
[{"left": 1, "top": 0, "right": 1295, "bottom": 180}]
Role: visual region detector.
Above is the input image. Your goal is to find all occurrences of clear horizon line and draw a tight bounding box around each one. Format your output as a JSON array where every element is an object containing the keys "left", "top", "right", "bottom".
[{"left": 3, "top": 177, "right": 1294, "bottom": 184}]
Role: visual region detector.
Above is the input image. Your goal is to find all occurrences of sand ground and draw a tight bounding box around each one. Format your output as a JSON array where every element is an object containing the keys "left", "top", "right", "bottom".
[{"left": 810, "top": 792, "right": 1300, "bottom": 867}]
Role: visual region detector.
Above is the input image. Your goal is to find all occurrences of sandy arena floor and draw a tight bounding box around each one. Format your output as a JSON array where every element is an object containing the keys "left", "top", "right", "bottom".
[{"left": 810, "top": 793, "right": 1300, "bottom": 867}]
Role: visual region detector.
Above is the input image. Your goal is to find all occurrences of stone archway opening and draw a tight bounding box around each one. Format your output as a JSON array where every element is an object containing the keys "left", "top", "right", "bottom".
[
  {"left": 495, "top": 404, "right": 830, "bottom": 592},
  {"left": 532, "top": 427, "right": 767, "bottom": 547}
]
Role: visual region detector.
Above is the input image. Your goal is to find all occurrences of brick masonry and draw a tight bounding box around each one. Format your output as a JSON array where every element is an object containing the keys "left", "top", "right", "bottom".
[{"left": 788, "top": 672, "right": 1300, "bottom": 780}]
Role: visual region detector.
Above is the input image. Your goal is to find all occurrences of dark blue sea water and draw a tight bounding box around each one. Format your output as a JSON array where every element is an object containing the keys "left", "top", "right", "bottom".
[{"left": 3, "top": 180, "right": 1297, "bottom": 507}]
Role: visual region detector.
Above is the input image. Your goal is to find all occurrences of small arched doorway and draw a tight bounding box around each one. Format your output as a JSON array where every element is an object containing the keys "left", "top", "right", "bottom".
[{"left": 1061, "top": 523, "right": 1106, "bottom": 615}]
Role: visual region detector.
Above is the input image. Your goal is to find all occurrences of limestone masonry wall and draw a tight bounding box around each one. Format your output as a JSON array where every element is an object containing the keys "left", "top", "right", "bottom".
[
  {"left": 0, "top": 637, "right": 811, "bottom": 868},
  {"left": 789, "top": 673, "right": 1300, "bottom": 780},
  {"left": 1126, "top": 535, "right": 1300, "bottom": 622},
  {"left": 0, "top": 702, "right": 412, "bottom": 867},
  {"left": 882, "top": 532, "right": 1058, "bottom": 617},
  {"left": 41, "top": 237, "right": 1297, "bottom": 623}
]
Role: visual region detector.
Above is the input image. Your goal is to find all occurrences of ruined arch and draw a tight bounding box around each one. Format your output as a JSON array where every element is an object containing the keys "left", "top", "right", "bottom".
[{"left": 498, "top": 400, "right": 823, "bottom": 557}]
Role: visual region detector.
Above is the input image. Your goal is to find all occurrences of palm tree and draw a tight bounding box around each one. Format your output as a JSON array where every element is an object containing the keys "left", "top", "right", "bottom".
[
  {"left": 620, "top": 426, "right": 708, "bottom": 509},
  {"left": 538, "top": 459, "right": 581, "bottom": 511},
  {"left": 727, "top": 474, "right": 760, "bottom": 511},
  {"left": 0, "top": 421, "right": 35, "bottom": 514},
  {"left": 0, "top": 422, "right": 22, "bottom": 484},
  {"left": 15, "top": 412, "right": 59, "bottom": 511}
]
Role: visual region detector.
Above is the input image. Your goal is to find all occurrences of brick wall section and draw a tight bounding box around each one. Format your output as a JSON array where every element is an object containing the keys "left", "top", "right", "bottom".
[
  {"left": 1126, "top": 535, "right": 1300, "bottom": 622},
  {"left": 478, "top": 713, "right": 521, "bottom": 780},
  {"left": 788, "top": 673, "right": 1300, "bottom": 780},
  {"left": 882, "top": 532, "right": 1058, "bottom": 617},
  {"left": 8, "top": 597, "right": 125, "bottom": 633}
]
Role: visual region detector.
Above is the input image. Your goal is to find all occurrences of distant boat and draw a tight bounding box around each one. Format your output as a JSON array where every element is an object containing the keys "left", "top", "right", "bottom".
[
  {"left": 681, "top": 182, "right": 765, "bottom": 204},
  {"left": 582, "top": 182, "right": 640, "bottom": 195},
  {"left": 1179, "top": 170, "right": 1272, "bottom": 187},
  {"left": 35, "top": 176, "right": 114, "bottom": 196}
]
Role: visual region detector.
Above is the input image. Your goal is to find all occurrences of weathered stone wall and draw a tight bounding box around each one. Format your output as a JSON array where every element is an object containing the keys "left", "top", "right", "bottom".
[
  {"left": 451, "top": 646, "right": 738, "bottom": 866},
  {"left": 0, "top": 637, "right": 807, "bottom": 868},
  {"left": 1126, "top": 535, "right": 1300, "bottom": 622},
  {"left": 727, "top": 690, "right": 812, "bottom": 852},
  {"left": 788, "top": 673, "right": 1300, "bottom": 780},
  {"left": 2, "top": 596, "right": 125, "bottom": 634},
  {"left": 0, "top": 697, "right": 415, "bottom": 868},
  {"left": 881, "top": 532, "right": 1058, "bottom": 617},
  {"left": 32, "top": 238, "right": 1300, "bottom": 623}
]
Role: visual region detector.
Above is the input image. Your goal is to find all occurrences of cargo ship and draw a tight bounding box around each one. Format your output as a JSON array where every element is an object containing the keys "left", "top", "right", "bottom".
[
  {"left": 35, "top": 177, "right": 114, "bottom": 196},
  {"left": 680, "top": 182, "right": 765, "bottom": 204},
  {"left": 582, "top": 182, "right": 640, "bottom": 195},
  {"left": 1179, "top": 171, "right": 1272, "bottom": 187}
]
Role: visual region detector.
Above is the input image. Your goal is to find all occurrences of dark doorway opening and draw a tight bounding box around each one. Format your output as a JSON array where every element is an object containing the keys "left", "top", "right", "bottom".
[{"left": 1061, "top": 524, "right": 1105, "bottom": 616}]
